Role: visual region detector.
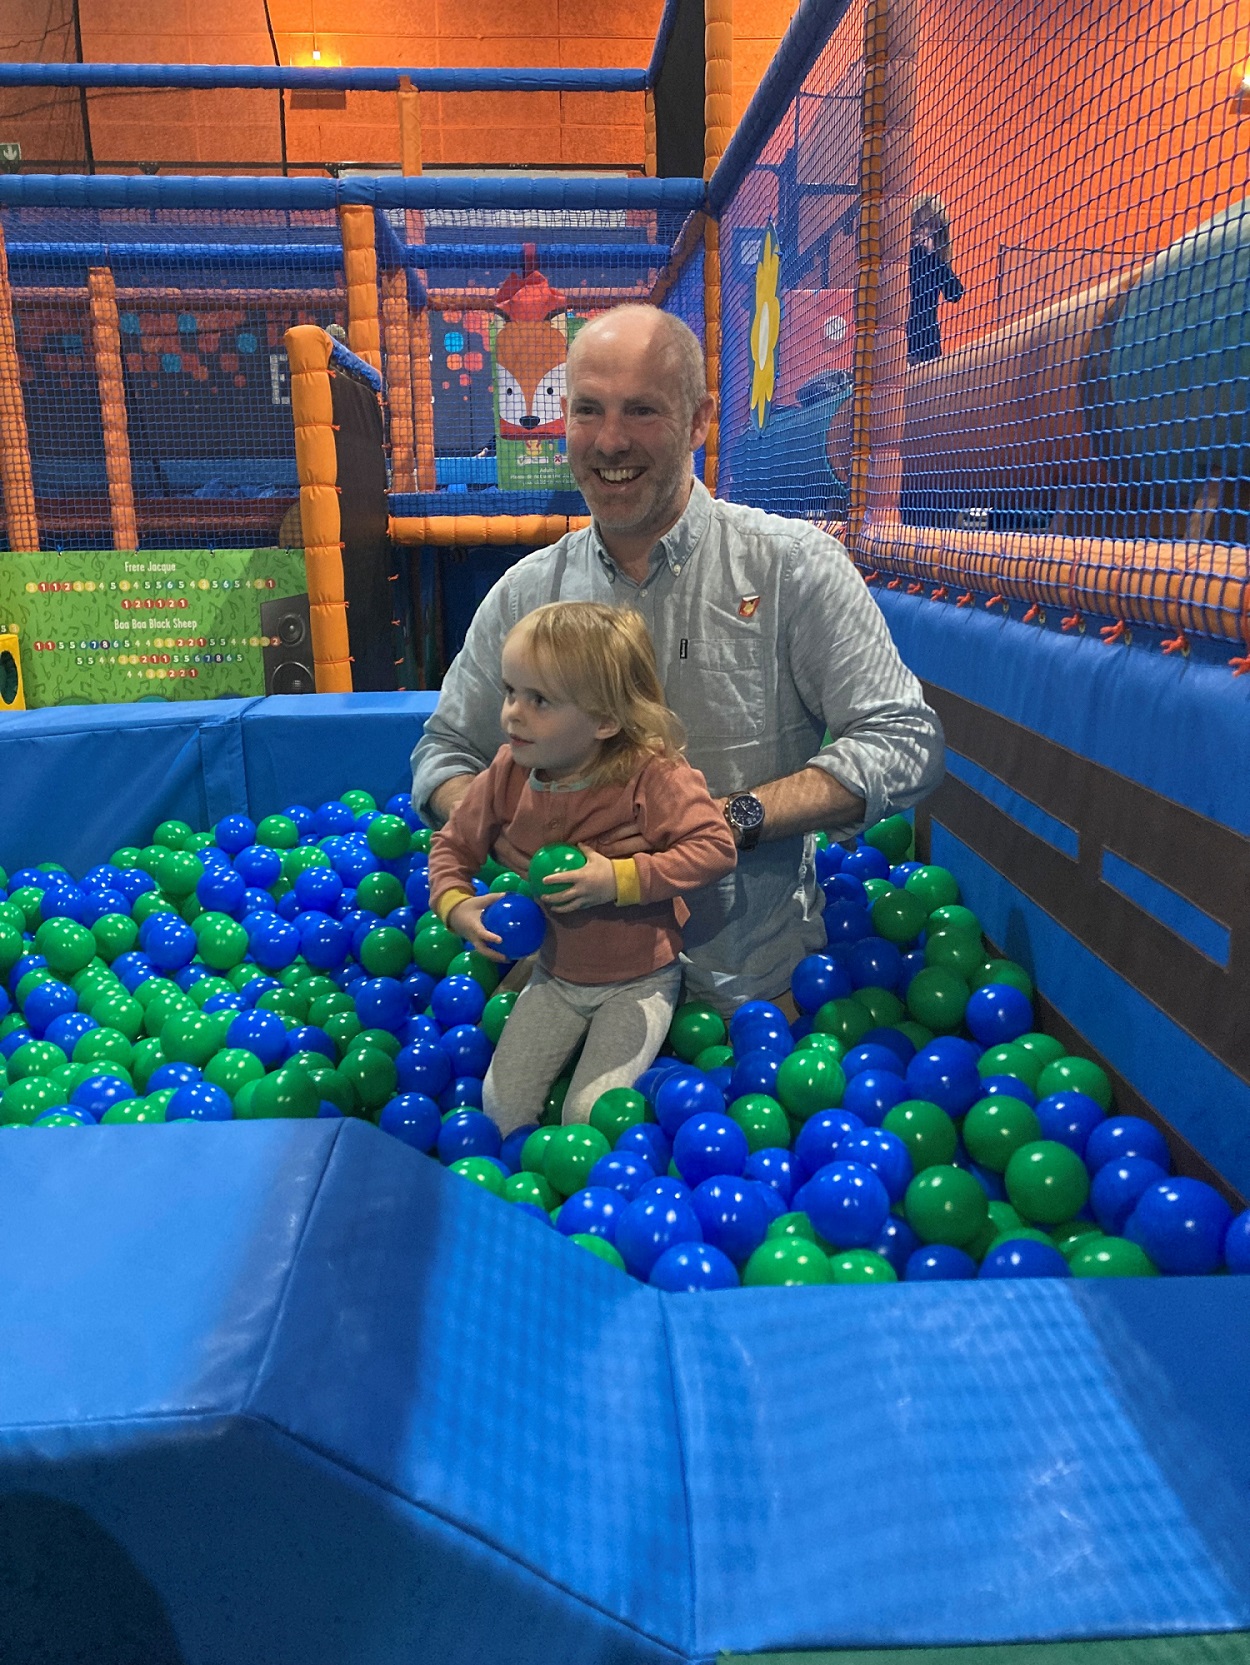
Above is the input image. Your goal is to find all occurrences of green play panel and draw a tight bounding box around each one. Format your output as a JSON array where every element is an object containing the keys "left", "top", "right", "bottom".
[{"left": 722, "top": 1638, "right": 1250, "bottom": 1665}]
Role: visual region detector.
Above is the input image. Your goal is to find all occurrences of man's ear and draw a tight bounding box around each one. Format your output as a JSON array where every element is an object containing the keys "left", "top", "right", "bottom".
[{"left": 690, "top": 392, "right": 716, "bottom": 452}]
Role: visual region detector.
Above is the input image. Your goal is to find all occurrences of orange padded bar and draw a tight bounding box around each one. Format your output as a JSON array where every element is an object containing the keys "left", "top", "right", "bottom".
[
  {"left": 0, "top": 226, "right": 38, "bottom": 552},
  {"left": 390, "top": 514, "right": 590, "bottom": 548},
  {"left": 284, "top": 324, "right": 352, "bottom": 692}
]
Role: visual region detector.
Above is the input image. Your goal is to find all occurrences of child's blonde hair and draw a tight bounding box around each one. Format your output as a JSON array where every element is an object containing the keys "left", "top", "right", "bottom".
[{"left": 505, "top": 602, "right": 685, "bottom": 785}]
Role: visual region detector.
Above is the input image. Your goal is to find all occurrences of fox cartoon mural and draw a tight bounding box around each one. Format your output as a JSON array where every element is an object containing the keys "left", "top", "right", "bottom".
[{"left": 490, "top": 259, "right": 582, "bottom": 491}]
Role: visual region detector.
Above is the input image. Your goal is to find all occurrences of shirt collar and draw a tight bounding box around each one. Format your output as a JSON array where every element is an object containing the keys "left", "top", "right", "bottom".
[{"left": 589, "top": 476, "right": 712, "bottom": 581}]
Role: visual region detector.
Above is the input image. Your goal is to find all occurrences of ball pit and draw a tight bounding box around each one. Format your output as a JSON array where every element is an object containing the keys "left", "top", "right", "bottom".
[{"left": 0, "top": 804, "right": 1243, "bottom": 1296}]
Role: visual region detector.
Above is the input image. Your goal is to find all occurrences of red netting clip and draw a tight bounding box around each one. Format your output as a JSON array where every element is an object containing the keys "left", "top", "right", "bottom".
[
  {"left": 1061, "top": 612, "right": 1083, "bottom": 633},
  {"left": 956, "top": 591, "right": 974, "bottom": 607},
  {"left": 863, "top": 570, "right": 880, "bottom": 585},
  {"left": 1100, "top": 619, "right": 1128, "bottom": 645},
  {"left": 930, "top": 586, "right": 947, "bottom": 602},
  {"left": 1230, "top": 652, "right": 1250, "bottom": 677},
  {"left": 907, "top": 582, "right": 924, "bottom": 595},
  {"left": 886, "top": 577, "right": 903, "bottom": 590},
  {"left": 1022, "top": 603, "right": 1042, "bottom": 624},
  {"left": 985, "top": 594, "right": 1006, "bottom": 611},
  {"left": 1161, "top": 632, "right": 1189, "bottom": 657}
]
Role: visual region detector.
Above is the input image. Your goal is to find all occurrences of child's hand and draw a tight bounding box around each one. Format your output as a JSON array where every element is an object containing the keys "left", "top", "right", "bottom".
[
  {"left": 446, "top": 894, "right": 509, "bottom": 961},
  {"left": 541, "top": 845, "right": 619, "bottom": 913}
]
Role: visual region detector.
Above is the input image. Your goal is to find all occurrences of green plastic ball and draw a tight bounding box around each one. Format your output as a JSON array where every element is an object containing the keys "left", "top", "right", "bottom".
[
  {"left": 7, "top": 886, "right": 43, "bottom": 930},
  {"left": 0, "top": 922, "right": 23, "bottom": 974},
  {"left": 925, "top": 904, "right": 983, "bottom": 940},
  {"left": 323, "top": 1011, "right": 362, "bottom": 1058},
  {"left": 100, "top": 1097, "right": 164, "bottom": 1125},
  {"left": 521, "top": 1126, "right": 558, "bottom": 1174},
  {"left": 863, "top": 814, "right": 913, "bottom": 863},
  {"left": 813, "top": 998, "right": 872, "bottom": 1049},
  {"left": 244, "top": 1064, "right": 319, "bottom": 1120},
  {"left": 544, "top": 1125, "right": 611, "bottom": 1197},
  {"left": 923, "top": 929, "right": 985, "bottom": 980},
  {"left": 256, "top": 814, "right": 300, "bottom": 849},
  {"left": 155, "top": 849, "right": 204, "bottom": 899},
  {"left": 8, "top": 1039, "right": 66, "bottom": 1080},
  {"left": 970, "top": 958, "right": 1034, "bottom": 999},
  {"left": 449, "top": 1156, "right": 506, "bottom": 1195},
  {"left": 341, "top": 789, "right": 377, "bottom": 816},
  {"left": 32, "top": 1112, "right": 86, "bottom": 1129},
  {"left": 871, "top": 889, "right": 929, "bottom": 945},
  {"left": 851, "top": 985, "right": 906, "bottom": 1029},
  {"left": 1053, "top": 1220, "right": 1104, "bottom": 1259},
  {"left": 153, "top": 819, "right": 194, "bottom": 850},
  {"left": 766, "top": 1211, "right": 827, "bottom": 1246},
  {"left": 729, "top": 1092, "right": 791, "bottom": 1152},
  {"left": 355, "top": 871, "right": 406, "bottom": 917},
  {"left": 488, "top": 871, "right": 532, "bottom": 899},
  {"left": 528, "top": 843, "right": 587, "bottom": 895},
  {"left": 160, "top": 1011, "right": 221, "bottom": 1069},
  {"left": 34, "top": 919, "right": 97, "bottom": 977},
  {"left": 203, "top": 1048, "right": 266, "bottom": 1098},
  {"left": 89, "top": 993, "right": 144, "bottom": 1042},
  {"left": 1035, "top": 1055, "right": 1113, "bottom": 1111},
  {"left": 338, "top": 1045, "right": 397, "bottom": 1111},
  {"left": 589, "top": 1086, "right": 647, "bottom": 1145},
  {"left": 903, "top": 864, "right": 960, "bottom": 912},
  {"left": 481, "top": 989, "right": 518, "bottom": 1044},
  {"left": 350, "top": 1028, "right": 402, "bottom": 1061},
  {"left": 1, "top": 1077, "right": 63, "bottom": 1125},
  {"left": 861, "top": 878, "right": 895, "bottom": 906},
  {"left": 962, "top": 1095, "right": 1042, "bottom": 1172},
  {"left": 1069, "top": 1236, "right": 1159, "bottom": 1278},
  {"left": 413, "top": 921, "right": 463, "bottom": 978},
  {"left": 91, "top": 914, "right": 139, "bottom": 962},
  {"left": 305, "top": 1065, "right": 359, "bottom": 1117},
  {"left": 504, "top": 1171, "right": 559, "bottom": 1211},
  {"left": 904, "top": 1165, "right": 989, "bottom": 1247},
  {"left": 667, "top": 1002, "right": 727, "bottom": 1063},
  {"left": 977, "top": 1041, "right": 1043, "bottom": 1091},
  {"left": 829, "top": 1248, "right": 897, "bottom": 1283},
  {"left": 570, "top": 1234, "right": 626, "bottom": 1270},
  {"left": 905, "top": 966, "right": 969, "bottom": 1032},
  {"left": 775, "top": 1050, "right": 846, "bottom": 1121},
  {"left": 446, "top": 950, "right": 500, "bottom": 995},
  {"left": 1004, "top": 1140, "right": 1091, "bottom": 1225},
  {"left": 882, "top": 1099, "right": 958, "bottom": 1171},
  {"left": 743, "top": 1237, "right": 833, "bottom": 1286},
  {"left": 1015, "top": 1032, "right": 1067, "bottom": 1070},
  {"left": 366, "top": 814, "right": 413, "bottom": 860},
  {"left": 541, "top": 1075, "right": 572, "bottom": 1126},
  {"left": 693, "top": 1044, "right": 734, "bottom": 1072},
  {"left": 48, "top": 1062, "right": 94, "bottom": 1097},
  {"left": 795, "top": 1032, "right": 844, "bottom": 1059},
  {"left": 358, "top": 926, "right": 413, "bottom": 978},
  {"left": 74, "top": 1028, "right": 134, "bottom": 1073}
]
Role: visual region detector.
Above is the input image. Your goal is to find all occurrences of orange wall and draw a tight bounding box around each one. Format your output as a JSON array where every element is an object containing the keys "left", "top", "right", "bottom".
[{"left": 733, "top": 0, "right": 802, "bottom": 128}]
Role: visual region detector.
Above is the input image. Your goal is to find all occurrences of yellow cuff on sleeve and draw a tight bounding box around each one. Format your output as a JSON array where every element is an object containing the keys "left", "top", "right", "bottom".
[
  {"left": 612, "top": 857, "right": 641, "bottom": 907},
  {"left": 434, "top": 888, "right": 476, "bottom": 927}
]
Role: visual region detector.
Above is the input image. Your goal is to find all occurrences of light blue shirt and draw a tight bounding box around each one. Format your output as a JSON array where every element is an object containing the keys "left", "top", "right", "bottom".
[{"left": 412, "top": 480, "right": 944, "bottom": 1007}]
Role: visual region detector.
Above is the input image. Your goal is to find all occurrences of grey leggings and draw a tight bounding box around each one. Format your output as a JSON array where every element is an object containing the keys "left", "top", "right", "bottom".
[{"left": 482, "top": 961, "right": 683, "bottom": 1137}]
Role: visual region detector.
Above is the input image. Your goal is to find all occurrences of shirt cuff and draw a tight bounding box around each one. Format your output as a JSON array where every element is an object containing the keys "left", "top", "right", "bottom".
[
  {"left": 434, "top": 888, "right": 476, "bottom": 927},
  {"left": 612, "top": 858, "right": 641, "bottom": 907}
]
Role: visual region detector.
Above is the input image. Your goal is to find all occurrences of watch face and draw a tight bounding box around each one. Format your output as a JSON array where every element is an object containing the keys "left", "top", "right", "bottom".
[{"left": 729, "top": 794, "right": 765, "bottom": 832}]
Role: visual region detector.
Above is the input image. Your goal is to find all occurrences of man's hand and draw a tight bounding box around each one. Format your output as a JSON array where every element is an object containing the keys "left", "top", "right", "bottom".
[
  {"left": 595, "top": 818, "right": 653, "bottom": 859},
  {"left": 542, "top": 845, "right": 619, "bottom": 913},
  {"left": 445, "top": 893, "right": 509, "bottom": 961},
  {"left": 429, "top": 775, "right": 475, "bottom": 828}
]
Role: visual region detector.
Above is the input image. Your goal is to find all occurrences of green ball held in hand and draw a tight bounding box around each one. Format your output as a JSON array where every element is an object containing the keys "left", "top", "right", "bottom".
[
  {"left": 544, "top": 1125, "right": 611, "bottom": 1197},
  {"left": 882, "top": 1099, "right": 958, "bottom": 1171},
  {"left": 904, "top": 1165, "right": 989, "bottom": 1247},
  {"left": 528, "top": 843, "right": 587, "bottom": 894},
  {"left": 589, "top": 1086, "right": 647, "bottom": 1145},
  {"left": 962, "top": 1096, "right": 1042, "bottom": 1173},
  {"left": 667, "top": 1002, "right": 727, "bottom": 1063},
  {"left": 1069, "top": 1236, "right": 1158, "bottom": 1278},
  {"left": 730, "top": 1093, "right": 791, "bottom": 1152},
  {"left": 743, "top": 1237, "right": 833, "bottom": 1287},
  {"left": 1004, "top": 1140, "right": 1091, "bottom": 1225},
  {"left": 905, "top": 966, "right": 969, "bottom": 1032},
  {"left": 1035, "top": 1055, "right": 1113, "bottom": 1111}
]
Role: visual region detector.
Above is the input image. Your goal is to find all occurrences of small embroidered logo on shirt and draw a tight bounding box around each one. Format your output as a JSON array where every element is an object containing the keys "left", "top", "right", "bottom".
[{"left": 738, "top": 595, "right": 761, "bottom": 619}]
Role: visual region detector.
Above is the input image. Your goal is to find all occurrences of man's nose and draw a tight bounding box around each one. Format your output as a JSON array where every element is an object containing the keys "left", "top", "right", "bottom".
[{"left": 595, "top": 409, "right": 630, "bottom": 454}]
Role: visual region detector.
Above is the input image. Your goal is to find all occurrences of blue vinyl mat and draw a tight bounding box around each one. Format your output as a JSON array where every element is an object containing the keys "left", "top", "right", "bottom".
[{"left": 0, "top": 1120, "right": 1247, "bottom": 1664}]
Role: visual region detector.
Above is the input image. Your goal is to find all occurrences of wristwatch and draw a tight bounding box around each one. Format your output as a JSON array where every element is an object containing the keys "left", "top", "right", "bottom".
[{"left": 724, "top": 792, "right": 765, "bottom": 851}]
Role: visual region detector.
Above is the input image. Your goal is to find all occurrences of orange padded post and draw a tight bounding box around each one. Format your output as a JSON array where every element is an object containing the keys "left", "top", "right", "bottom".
[
  {"left": 338, "top": 204, "right": 382, "bottom": 374},
  {"left": 409, "top": 308, "right": 438, "bottom": 493},
  {"left": 381, "top": 267, "right": 416, "bottom": 493},
  {"left": 284, "top": 324, "right": 352, "bottom": 692},
  {"left": 398, "top": 75, "right": 423, "bottom": 178},
  {"left": 644, "top": 89, "right": 657, "bottom": 177},
  {"left": 702, "top": 0, "right": 732, "bottom": 494},
  {"left": 87, "top": 267, "right": 138, "bottom": 552},
  {"left": 0, "top": 226, "right": 38, "bottom": 552}
]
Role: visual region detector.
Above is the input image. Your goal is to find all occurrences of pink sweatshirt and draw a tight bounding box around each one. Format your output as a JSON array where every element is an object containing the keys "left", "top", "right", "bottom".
[{"left": 428, "top": 745, "right": 738, "bottom": 985}]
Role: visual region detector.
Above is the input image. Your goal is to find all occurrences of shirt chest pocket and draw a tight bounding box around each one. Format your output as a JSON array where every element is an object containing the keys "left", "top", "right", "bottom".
[{"left": 667, "top": 631, "right": 767, "bottom": 743}]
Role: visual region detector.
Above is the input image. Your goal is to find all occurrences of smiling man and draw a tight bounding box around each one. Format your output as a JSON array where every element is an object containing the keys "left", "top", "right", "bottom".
[{"left": 412, "top": 304, "right": 944, "bottom": 1011}]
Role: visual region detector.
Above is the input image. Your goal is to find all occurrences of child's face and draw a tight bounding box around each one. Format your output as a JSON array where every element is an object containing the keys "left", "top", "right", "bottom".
[{"left": 500, "top": 636, "right": 620, "bottom": 783}]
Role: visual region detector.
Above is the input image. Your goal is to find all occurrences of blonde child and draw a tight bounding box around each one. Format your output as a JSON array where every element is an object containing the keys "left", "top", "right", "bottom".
[{"left": 427, "top": 602, "right": 737, "bottom": 1136}]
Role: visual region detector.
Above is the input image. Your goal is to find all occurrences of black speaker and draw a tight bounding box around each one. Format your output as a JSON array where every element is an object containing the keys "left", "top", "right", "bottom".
[{"left": 261, "top": 593, "right": 316, "bottom": 696}]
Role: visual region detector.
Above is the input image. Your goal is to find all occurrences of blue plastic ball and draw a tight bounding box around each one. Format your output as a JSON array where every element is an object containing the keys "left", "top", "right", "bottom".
[
  {"left": 81, "top": 863, "right": 123, "bottom": 893},
  {"left": 498, "top": 1123, "right": 537, "bottom": 1174},
  {"left": 298, "top": 911, "right": 350, "bottom": 971},
  {"left": 145, "top": 920, "right": 197, "bottom": 972},
  {"left": 614, "top": 1122, "right": 671, "bottom": 1174},
  {"left": 748, "top": 1177, "right": 787, "bottom": 1223},
  {"left": 616, "top": 1190, "right": 703, "bottom": 1279},
  {"left": 439, "top": 1023, "right": 493, "bottom": 1080},
  {"left": 294, "top": 868, "right": 344, "bottom": 913},
  {"left": 823, "top": 872, "right": 867, "bottom": 908},
  {"left": 213, "top": 814, "right": 256, "bottom": 854},
  {"left": 792, "top": 1109, "right": 864, "bottom": 1185},
  {"left": 589, "top": 1151, "right": 654, "bottom": 1201},
  {"left": 436, "top": 1109, "right": 501, "bottom": 1166},
  {"left": 813, "top": 844, "right": 844, "bottom": 882},
  {"left": 1090, "top": 1157, "right": 1169, "bottom": 1234},
  {"left": 233, "top": 844, "right": 282, "bottom": 888},
  {"left": 980, "top": 1073, "right": 1038, "bottom": 1106},
  {"left": 848, "top": 936, "right": 904, "bottom": 992},
  {"left": 396, "top": 1039, "right": 453, "bottom": 1098},
  {"left": 196, "top": 866, "right": 246, "bottom": 916},
  {"left": 673, "top": 1112, "right": 749, "bottom": 1188},
  {"left": 402, "top": 970, "right": 436, "bottom": 1013},
  {"left": 1084, "top": 1115, "right": 1171, "bottom": 1176},
  {"left": 1033, "top": 1089, "right": 1102, "bottom": 1154},
  {"left": 225, "top": 1009, "right": 289, "bottom": 1069},
  {"left": 439, "top": 1077, "right": 485, "bottom": 1112},
  {"left": 44, "top": 1011, "right": 98, "bottom": 1053},
  {"left": 728, "top": 1000, "right": 788, "bottom": 1045},
  {"left": 905, "top": 1037, "right": 982, "bottom": 1116},
  {"left": 742, "top": 1146, "right": 794, "bottom": 1205},
  {"left": 649, "top": 1241, "right": 739, "bottom": 1291},
  {"left": 168, "top": 1081, "right": 234, "bottom": 1122},
  {"left": 980, "top": 1237, "right": 1071, "bottom": 1278},
  {"left": 404, "top": 867, "right": 432, "bottom": 913},
  {"left": 964, "top": 982, "right": 1034, "bottom": 1046},
  {"left": 71, "top": 1074, "right": 137, "bottom": 1118},
  {"left": 353, "top": 976, "right": 410, "bottom": 1033},
  {"left": 80, "top": 890, "right": 130, "bottom": 926},
  {"left": 871, "top": 1212, "right": 921, "bottom": 1275},
  {"left": 148, "top": 1061, "right": 203, "bottom": 1092},
  {"left": 1224, "top": 1209, "right": 1250, "bottom": 1274},
  {"left": 0, "top": 1030, "right": 32, "bottom": 1061},
  {"left": 690, "top": 1175, "right": 769, "bottom": 1264},
  {"left": 841, "top": 1067, "right": 909, "bottom": 1127},
  {"left": 482, "top": 893, "right": 545, "bottom": 958},
  {"left": 112, "top": 951, "right": 156, "bottom": 993},
  {"left": 860, "top": 1026, "right": 915, "bottom": 1065},
  {"left": 313, "top": 800, "right": 355, "bottom": 838},
  {"left": 823, "top": 900, "right": 876, "bottom": 945},
  {"left": 556, "top": 1186, "right": 623, "bottom": 1241},
  {"left": 905, "top": 1244, "right": 978, "bottom": 1281},
  {"left": 842, "top": 1042, "right": 906, "bottom": 1079},
  {"left": 836, "top": 1127, "right": 912, "bottom": 1203},
  {"left": 653, "top": 1071, "right": 726, "bottom": 1139},
  {"left": 430, "top": 975, "right": 487, "bottom": 1029},
  {"left": 728, "top": 1049, "right": 782, "bottom": 1103},
  {"left": 1125, "top": 1178, "right": 1233, "bottom": 1275},
  {"left": 732, "top": 1020, "right": 793, "bottom": 1059},
  {"left": 247, "top": 917, "right": 301, "bottom": 972},
  {"left": 794, "top": 1159, "right": 890, "bottom": 1249},
  {"left": 22, "top": 980, "right": 78, "bottom": 1037},
  {"left": 791, "top": 953, "right": 852, "bottom": 1013},
  {"left": 842, "top": 846, "right": 890, "bottom": 882},
  {"left": 378, "top": 1092, "right": 441, "bottom": 1151},
  {"left": 284, "top": 1025, "right": 335, "bottom": 1061}
]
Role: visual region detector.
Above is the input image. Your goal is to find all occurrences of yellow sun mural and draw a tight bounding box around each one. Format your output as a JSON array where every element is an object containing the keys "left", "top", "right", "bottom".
[{"left": 749, "top": 224, "right": 782, "bottom": 430}]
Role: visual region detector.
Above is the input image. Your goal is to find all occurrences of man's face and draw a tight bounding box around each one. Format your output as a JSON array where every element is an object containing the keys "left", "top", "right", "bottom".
[{"left": 563, "top": 324, "right": 711, "bottom": 542}]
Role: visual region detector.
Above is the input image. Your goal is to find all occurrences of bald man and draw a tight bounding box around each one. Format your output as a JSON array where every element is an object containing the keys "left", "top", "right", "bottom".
[{"left": 412, "top": 304, "right": 944, "bottom": 1012}]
